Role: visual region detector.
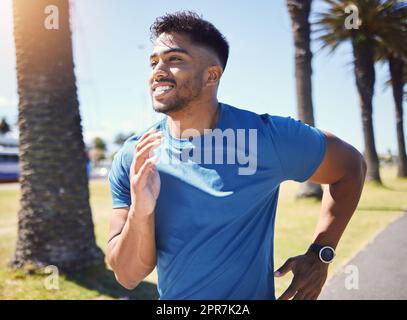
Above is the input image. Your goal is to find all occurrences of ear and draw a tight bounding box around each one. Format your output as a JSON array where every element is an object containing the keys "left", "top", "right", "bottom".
[{"left": 205, "top": 65, "right": 223, "bottom": 87}]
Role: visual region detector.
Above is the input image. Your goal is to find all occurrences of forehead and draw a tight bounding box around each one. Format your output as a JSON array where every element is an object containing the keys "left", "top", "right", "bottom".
[
  {"left": 153, "top": 33, "right": 191, "bottom": 50},
  {"left": 150, "top": 32, "right": 208, "bottom": 58}
]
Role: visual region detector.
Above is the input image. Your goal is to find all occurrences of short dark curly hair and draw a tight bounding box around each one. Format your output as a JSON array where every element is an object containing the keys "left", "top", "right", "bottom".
[{"left": 150, "top": 11, "right": 230, "bottom": 70}]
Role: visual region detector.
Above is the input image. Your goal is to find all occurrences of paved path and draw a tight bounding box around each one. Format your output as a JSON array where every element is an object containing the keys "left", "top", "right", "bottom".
[{"left": 319, "top": 212, "right": 407, "bottom": 300}]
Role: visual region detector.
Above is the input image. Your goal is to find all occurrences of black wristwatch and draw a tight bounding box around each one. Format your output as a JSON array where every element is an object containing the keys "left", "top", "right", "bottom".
[{"left": 307, "top": 243, "right": 336, "bottom": 264}]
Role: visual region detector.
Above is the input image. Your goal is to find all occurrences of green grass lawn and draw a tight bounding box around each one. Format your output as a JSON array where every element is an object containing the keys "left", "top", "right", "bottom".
[{"left": 0, "top": 165, "right": 406, "bottom": 299}]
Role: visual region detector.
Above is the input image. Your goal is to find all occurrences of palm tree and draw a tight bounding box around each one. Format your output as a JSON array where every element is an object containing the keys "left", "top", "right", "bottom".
[
  {"left": 385, "top": 54, "right": 407, "bottom": 177},
  {"left": 316, "top": 0, "right": 407, "bottom": 183},
  {"left": 287, "top": 0, "right": 323, "bottom": 199},
  {"left": 375, "top": 2, "right": 407, "bottom": 177},
  {"left": 11, "top": 0, "right": 103, "bottom": 270},
  {"left": 404, "top": 61, "right": 407, "bottom": 100}
]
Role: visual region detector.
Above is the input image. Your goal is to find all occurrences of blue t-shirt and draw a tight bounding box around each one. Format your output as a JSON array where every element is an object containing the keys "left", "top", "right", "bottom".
[{"left": 109, "top": 102, "right": 326, "bottom": 299}]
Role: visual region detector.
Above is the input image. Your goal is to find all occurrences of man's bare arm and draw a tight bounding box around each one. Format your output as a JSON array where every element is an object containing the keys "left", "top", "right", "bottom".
[
  {"left": 309, "top": 131, "right": 367, "bottom": 248},
  {"left": 276, "top": 131, "right": 367, "bottom": 300},
  {"left": 106, "top": 207, "right": 156, "bottom": 290},
  {"left": 106, "top": 127, "right": 163, "bottom": 290}
]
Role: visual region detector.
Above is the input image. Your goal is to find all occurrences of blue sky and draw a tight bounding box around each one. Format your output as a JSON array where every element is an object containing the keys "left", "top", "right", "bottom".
[{"left": 0, "top": 0, "right": 403, "bottom": 154}]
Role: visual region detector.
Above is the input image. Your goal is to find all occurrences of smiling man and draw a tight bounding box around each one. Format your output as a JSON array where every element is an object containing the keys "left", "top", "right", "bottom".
[{"left": 106, "top": 11, "right": 366, "bottom": 300}]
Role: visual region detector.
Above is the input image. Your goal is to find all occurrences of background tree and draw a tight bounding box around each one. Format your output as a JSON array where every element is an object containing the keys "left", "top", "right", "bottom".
[
  {"left": 404, "top": 62, "right": 407, "bottom": 100},
  {"left": 11, "top": 0, "right": 103, "bottom": 270},
  {"left": 89, "top": 136, "right": 107, "bottom": 165},
  {"left": 375, "top": 1, "right": 407, "bottom": 177},
  {"left": 316, "top": 0, "right": 407, "bottom": 183},
  {"left": 387, "top": 55, "right": 407, "bottom": 177},
  {"left": 0, "top": 117, "right": 11, "bottom": 135},
  {"left": 93, "top": 136, "right": 107, "bottom": 152},
  {"left": 287, "top": 0, "right": 323, "bottom": 199}
]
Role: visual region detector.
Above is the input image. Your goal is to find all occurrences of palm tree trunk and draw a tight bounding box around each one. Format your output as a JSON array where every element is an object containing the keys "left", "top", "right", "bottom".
[
  {"left": 352, "top": 38, "right": 381, "bottom": 183},
  {"left": 388, "top": 56, "right": 407, "bottom": 177},
  {"left": 11, "top": 0, "right": 103, "bottom": 271},
  {"left": 287, "top": 0, "right": 322, "bottom": 199}
]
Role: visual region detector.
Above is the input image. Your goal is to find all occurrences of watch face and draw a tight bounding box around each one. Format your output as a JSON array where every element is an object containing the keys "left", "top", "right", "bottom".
[{"left": 320, "top": 247, "right": 335, "bottom": 263}]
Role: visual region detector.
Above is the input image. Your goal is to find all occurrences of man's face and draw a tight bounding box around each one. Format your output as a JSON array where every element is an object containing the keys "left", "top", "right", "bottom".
[{"left": 149, "top": 32, "right": 211, "bottom": 114}]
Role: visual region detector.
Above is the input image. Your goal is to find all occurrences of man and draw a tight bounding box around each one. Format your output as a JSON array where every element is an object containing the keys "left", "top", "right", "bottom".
[{"left": 106, "top": 11, "right": 366, "bottom": 300}]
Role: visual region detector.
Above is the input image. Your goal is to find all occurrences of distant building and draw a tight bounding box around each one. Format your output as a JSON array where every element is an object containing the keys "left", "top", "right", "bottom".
[
  {"left": 0, "top": 136, "right": 19, "bottom": 182},
  {"left": 0, "top": 136, "right": 18, "bottom": 149}
]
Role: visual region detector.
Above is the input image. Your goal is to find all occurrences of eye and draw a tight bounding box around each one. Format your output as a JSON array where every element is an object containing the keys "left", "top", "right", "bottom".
[
  {"left": 150, "top": 60, "right": 158, "bottom": 68},
  {"left": 169, "top": 56, "right": 182, "bottom": 62}
]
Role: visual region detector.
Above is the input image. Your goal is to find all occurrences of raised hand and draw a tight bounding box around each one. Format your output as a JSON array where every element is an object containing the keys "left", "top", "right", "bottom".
[
  {"left": 129, "top": 127, "right": 163, "bottom": 216},
  {"left": 275, "top": 252, "right": 329, "bottom": 300}
]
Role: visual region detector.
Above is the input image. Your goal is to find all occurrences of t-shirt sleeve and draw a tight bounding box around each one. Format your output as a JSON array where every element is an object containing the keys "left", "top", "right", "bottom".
[
  {"left": 268, "top": 115, "right": 327, "bottom": 183},
  {"left": 108, "top": 146, "right": 132, "bottom": 209}
]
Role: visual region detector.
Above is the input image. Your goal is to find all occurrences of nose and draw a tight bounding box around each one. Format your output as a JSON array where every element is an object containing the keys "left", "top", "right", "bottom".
[{"left": 151, "top": 60, "right": 170, "bottom": 82}]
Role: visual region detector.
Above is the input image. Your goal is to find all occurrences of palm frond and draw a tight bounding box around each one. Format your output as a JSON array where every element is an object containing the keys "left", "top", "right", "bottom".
[{"left": 315, "top": 0, "right": 407, "bottom": 58}]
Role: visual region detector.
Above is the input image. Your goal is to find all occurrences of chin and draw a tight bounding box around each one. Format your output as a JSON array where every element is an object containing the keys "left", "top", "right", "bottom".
[
  {"left": 152, "top": 99, "right": 185, "bottom": 114},
  {"left": 152, "top": 102, "right": 173, "bottom": 114}
]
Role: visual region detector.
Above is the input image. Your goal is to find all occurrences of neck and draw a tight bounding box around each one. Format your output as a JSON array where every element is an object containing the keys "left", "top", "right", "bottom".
[{"left": 166, "top": 97, "right": 220, "bottom": 139}]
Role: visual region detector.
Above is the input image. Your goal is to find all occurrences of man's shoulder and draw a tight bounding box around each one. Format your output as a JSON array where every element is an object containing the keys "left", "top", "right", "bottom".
[
  {"left": 223, "top": 103, "right": 263, "bottom": 121},
  {"left": 223, "top": 102, "right": 295, "bottom": 131}
]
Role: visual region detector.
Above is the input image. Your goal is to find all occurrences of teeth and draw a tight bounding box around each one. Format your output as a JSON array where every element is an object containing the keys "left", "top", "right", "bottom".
[{"left": 155, "top": 86, "right": 173, "bottom": 93}]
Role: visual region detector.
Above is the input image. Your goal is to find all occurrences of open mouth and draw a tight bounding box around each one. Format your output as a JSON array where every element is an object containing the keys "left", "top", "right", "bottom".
[{"left": 152, "top": 84, "right": 175, "bottom": 99}]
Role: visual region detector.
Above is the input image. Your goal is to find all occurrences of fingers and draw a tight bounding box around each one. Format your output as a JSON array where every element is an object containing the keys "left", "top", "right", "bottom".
[
  {"left": 276, "top": 254, "right": 326, "bottom": 300},
  {"left": 138, "top": 126, "right": 157, "bottom": 143},
  {"left": 304, "top": 290, "right": 321, "bottom": 300},
  {"left": 293, "top": 290, "right": 306, "bottom": 300},
  {"left": 309, "top": 293, "right": 320, "bottom": 300},
  {"left": 274, "top": 258, "right": 295, "bottom": 278},
  {"left": 133, "top": 139, "right": 162, "bottom": 173},
  {"left": 284, "top": 287, "right": 321, "bottom": 300},
  {"left": 278, "top": 278, "right": 301, "bottom": 300},
  {"left": 136, "top": 130, "right": 163, "bottom": 154},
  {"left": 282, "top": 278, "right": 323, "bottom": 300},
  {"left": 134, "top": 155, "right": 158, "bottom": 189},
  {"left": 131, "top": 130, "right": 164, "bottom": 175}
]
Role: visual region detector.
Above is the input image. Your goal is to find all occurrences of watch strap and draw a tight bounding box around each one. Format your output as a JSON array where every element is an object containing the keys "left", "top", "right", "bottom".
[
  {"left": 308, "top": 243, "right": 324, "bottom": 253},
  {"left": 308, "top": 243, "right": 336, "bottom": 263}
]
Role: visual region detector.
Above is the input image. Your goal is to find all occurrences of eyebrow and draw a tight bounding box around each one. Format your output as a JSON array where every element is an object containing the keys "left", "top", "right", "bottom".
[{"left": 150, "top": 48, "right": 191, "bottom": 60}]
